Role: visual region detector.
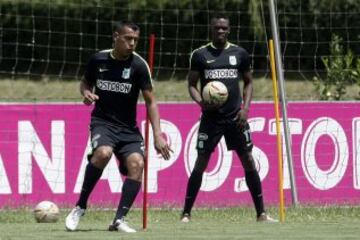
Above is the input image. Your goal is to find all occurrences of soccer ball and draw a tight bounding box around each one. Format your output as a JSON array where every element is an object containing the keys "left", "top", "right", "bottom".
[
  {"left": 33, "top": 201, "right": 60, "bottom": 223},
  {"left": 202, "top": 81, "right": 228, "bottom": 106}
]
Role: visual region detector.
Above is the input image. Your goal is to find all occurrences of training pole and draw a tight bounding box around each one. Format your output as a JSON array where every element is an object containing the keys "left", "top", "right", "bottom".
[
  {"left": 269, "top": 39, "right": 285, "bottom": 222},
  {"left": 268, "top": 0, "right": 298, "bottom": 205},
  {"left": 143, "top": 33, "right": 155, "bottom": 230}
]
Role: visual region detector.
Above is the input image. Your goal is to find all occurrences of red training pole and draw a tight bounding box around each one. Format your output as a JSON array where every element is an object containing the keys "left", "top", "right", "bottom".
[{"left": 143, "top": 33, "right": 155, "bottom": 230}]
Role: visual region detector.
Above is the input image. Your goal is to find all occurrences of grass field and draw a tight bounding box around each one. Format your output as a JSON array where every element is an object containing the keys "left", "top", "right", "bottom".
[
  {"left": 0, "top": 77, "right": 359, "bottom": 101},
  {"left": 1, "top": 206, "right": 360, "bottom": 240}
]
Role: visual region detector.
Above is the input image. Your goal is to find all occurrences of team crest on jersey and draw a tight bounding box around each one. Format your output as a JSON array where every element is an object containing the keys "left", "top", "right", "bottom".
[
  {"left": 229, "top": 56, "right": 237, "bottom": 65},
  {"left": 122, "top": 68, "right": 131, "bottom": 79}
]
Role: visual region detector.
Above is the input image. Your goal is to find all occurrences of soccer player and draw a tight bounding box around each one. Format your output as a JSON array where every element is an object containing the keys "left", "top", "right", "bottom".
[
  {"left": 180, "top": 14, "right": 277, "bottom": 223},
  {"left": 65, "top": 20, "right": 172, "bottom": 233}
]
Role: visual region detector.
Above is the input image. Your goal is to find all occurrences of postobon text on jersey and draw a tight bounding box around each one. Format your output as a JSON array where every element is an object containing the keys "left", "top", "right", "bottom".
[{"left": 204, "top": 69, "right": 238, "bottom": 79}]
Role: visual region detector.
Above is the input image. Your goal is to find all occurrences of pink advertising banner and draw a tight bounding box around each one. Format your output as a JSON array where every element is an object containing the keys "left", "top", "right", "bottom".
[{"left": 0, "top": 102, "right": 359, "bottom": 207}]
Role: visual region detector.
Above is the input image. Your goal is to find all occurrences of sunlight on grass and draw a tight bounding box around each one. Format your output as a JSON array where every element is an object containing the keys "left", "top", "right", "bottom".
[
  {"left": 0, "top": 206, "right": 359, "bottom": 240},
  {"left": 0, "top": 78, "right": 359, "bottom": 102}
]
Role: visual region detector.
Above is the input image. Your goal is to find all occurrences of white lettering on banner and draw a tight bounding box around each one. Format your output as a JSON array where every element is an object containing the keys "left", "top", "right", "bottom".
[
  {"left": 301, "top": 117, "right": 349, "bottom": 190},
  {"left": 0, "top": 154, "right": 11, "bottom": 194},
  {"left": 184, "top": 122, "right": 232, "bottom": 192},
  {"left": 18, "top": 121, "right": 65, "bottom": 194},
  {"left": 269, "top": 118, "right": 303, "bottom": 189},
  {"left": 73, "top": 141, "right": 89, "bottom": 193},
  {"left": 1, "top": 112, "right": 359, "bottom": 197},
  {"left": 352, "top": 118, "right": 360, "bottom": 189},
  {"left": 234, "top": 118, "right": 269, "bottom": 192},
  {"left": 74, "top": 138, "right": 123, "bottom": 193},
  {"left": 141, "top": 120, "right": 181, "bottom": 193},
  {"left": 204, "top": 69, "right": 238, "bottom": 79}
]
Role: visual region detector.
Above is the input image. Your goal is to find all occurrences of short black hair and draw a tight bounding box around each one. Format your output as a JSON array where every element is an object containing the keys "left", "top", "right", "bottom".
[
  {"left": 211, "top": 13, "right": 230, "bottom": 22},
  {"left": 113, "top": 20, "right": 140, "bottom": 33}
]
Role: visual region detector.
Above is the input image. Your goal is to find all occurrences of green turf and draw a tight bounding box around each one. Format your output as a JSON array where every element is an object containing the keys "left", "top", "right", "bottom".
[{"left": 1, "top": 206, "right": 359, "bottom": 240}]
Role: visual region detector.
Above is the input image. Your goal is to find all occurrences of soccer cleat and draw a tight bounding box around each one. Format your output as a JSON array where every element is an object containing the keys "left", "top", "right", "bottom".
[
  {"left": 257, "top": 213, "right": 279, "bottom": 223},
  {"left": 180, "top": 213, "right": 191, "bottom": 223},
  {"left": 108, "top": 218, "right": 136, "bottom": 233},
  {"left": 65, "top": 206, "right": 85, "bottom": 231}
]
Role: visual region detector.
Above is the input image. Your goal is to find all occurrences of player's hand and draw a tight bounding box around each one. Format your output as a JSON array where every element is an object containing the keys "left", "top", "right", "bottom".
[
  {"left": 154, "top": 134, "right": 173, "bottom": 160},
  {"left": 82, "top": 90, "right": 99, "bottom": 105},
  {"left": 233, "top": 109, "right": 249, "bottom": 130}
]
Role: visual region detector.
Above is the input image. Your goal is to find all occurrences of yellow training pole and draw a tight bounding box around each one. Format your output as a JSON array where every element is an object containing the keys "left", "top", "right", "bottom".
[{"left": 269, "top": 39, "right": 285, "bottom": 222}]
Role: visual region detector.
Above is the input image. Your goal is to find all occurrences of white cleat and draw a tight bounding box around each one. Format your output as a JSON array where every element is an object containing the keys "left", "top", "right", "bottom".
[
  {"left": 180, "top": 213, "right": 191, "bottom": 223},
  {"left": 65, "top": 206, "right": 85, "bottom": 231},
  {"left": 108, "top": 218, "right": 136, "bottom": 233},
  {"left": 257, "top": 213, "right": 279, "bottom": 223}
]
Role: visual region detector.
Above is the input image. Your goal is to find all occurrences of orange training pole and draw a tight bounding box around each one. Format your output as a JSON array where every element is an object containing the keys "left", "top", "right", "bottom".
[
  {"left": 269, "top": 39, "right": 285, "bottom": 222},
  {"left": 143, "top": 33, "right": 155, "bottom": 230}
]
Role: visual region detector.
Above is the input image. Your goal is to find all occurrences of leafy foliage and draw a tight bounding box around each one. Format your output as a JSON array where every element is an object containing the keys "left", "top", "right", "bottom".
[
  {"left": 313, "top": 35, "right": 359, "bottom": 100},
  {"left": 1, "top": 0, "right": 359, "bottom": 80}
]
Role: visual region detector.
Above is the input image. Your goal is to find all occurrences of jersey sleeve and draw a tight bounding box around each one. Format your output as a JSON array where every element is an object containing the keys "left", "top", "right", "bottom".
[
  {"left": 136, "top": 61, "right": 153, "bottom": 90},
  {"left": 239, "top": 49, "right": 251, "bottom": 72},
  {"left": 84, "top": 55, "right": 97, "bottom": 85},
  {"left": 189, "top": 50, "right": 202, "bottom": 72}
]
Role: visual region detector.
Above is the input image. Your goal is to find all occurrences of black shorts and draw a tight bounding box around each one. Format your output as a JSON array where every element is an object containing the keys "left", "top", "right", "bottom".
[
  {"left": 196, "top": 115, "right": 253, "bottom": 155},
  {"left": 89, "top": 119, "right": 144, "bottom": 175}
]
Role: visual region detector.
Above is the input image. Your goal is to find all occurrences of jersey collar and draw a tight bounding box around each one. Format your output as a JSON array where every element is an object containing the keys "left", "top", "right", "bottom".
[
  {"left": 110, "top": 49, "right": 131, "bottom": 61},
  {"left": 210, "top": 41, "right": 231, "bottom": 50}
]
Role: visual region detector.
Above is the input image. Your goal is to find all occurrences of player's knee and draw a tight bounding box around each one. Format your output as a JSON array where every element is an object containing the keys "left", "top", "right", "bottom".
[
  {"left": 128, "top": 158, "right": 144, "bottom": 170},
  {"left": 126, "top": 153, "right": 144, "bottom": 180},
  {"left": 193, "top": 163, "right": 207, "bottom": 173},
  {"left": 238, "top": 151, "right": 256, "bottom": 171},
  {"left": 193, "top": 153, "right": 211, "bottom": 172},
  {"left": 243, "top": 161, "right": 256, "bottom": 171},
  {"left": 92, "top": 147, "right": 113, "bottom": 168}
]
